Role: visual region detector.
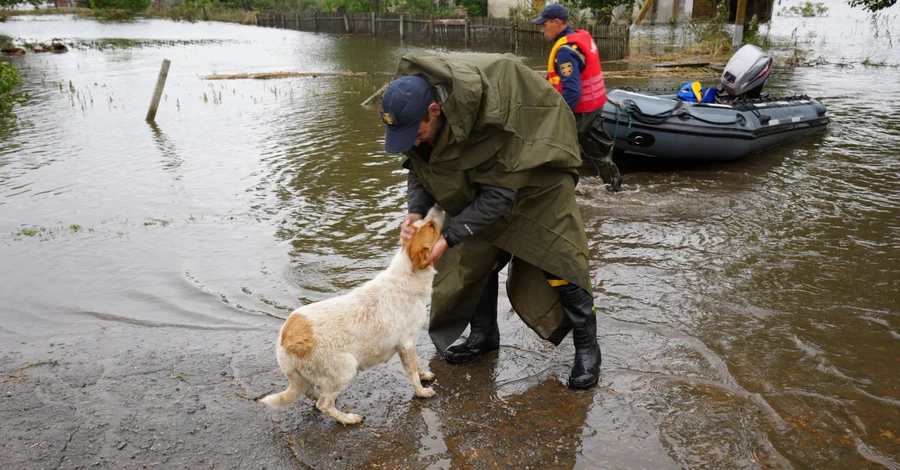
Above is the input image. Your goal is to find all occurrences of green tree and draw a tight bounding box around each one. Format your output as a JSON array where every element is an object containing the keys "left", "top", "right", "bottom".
[
  {"left": 459, "top": 0, "right": 487, "bottom": 16},
  {"left": 847, "top": 0, "right": 896, "bottom": 12},
  {"left": 0, "top": 0, "right": 41, "bottom": 11}
]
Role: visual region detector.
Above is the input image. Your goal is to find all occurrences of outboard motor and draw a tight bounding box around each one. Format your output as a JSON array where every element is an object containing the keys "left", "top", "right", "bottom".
[{"left": 721, "top": 44, "right": 773, "bottom": 98}]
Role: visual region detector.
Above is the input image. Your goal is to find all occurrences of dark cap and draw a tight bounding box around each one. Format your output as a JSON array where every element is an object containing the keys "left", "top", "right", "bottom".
[
  {"left": 532, "top": 4, "right": 569, "bottom": 24},
  {"left": 381, "top": 75, "right": 434, "bottom": 153}
]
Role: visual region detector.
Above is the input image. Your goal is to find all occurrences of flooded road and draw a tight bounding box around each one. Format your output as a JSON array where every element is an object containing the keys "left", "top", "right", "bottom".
[{"left": 1, "top": 2, "right": 898, "bottom": 468}]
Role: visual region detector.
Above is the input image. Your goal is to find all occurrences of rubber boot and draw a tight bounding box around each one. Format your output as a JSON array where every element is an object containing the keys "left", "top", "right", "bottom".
[
  {"left": 559, "top": 286, "right": 601, "bottom": 389},
  {"left": 442, "top": 272, "right": 500, "bottom": 365}
]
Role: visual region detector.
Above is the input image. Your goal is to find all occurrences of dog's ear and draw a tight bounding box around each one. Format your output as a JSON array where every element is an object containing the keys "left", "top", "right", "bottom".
[
  {"left": 408, "top": 222, "right": 438, "bottom": 270},
  {"left": 414, "top": 246, "right": 432, "bottom": 270}
]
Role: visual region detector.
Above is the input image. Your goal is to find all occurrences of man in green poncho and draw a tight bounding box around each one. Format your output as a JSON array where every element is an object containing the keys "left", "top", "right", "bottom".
[{"left": 380, "top": 51, "right": 601, "bottom": 389}]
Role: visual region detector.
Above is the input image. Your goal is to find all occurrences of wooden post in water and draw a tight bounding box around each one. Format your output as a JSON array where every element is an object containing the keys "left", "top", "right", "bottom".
[
  {"left": 372, "top": 12, "right": 376, "bottom": 36},
  {"left": 732, "top": 0, "right": 749, "bottom": 48},
  {"left": 344, "top": 14, "right": 350, "bottom": 33},
  {"left": 145, "top": 59, "right": 170, "bottom": 122},
  {"left": 464, "top": 18, "right": 469, "bottom": 46},
  {"left": 400, "top": 14, "right": 404, "bottom": 39}
]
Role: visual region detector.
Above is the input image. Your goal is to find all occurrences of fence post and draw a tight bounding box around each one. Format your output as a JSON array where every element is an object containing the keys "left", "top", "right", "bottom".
[
  {"left": 429, "top": 16, "right": 434, "bottom": 41},
  {"left": 145, "top": 59, "right": 170, "bottom": 122},
  {"left": 313, "top": 13, "right": 317, "bottom": 33},
  {"left": 400, "top": 14, "right": 404, "bottom": 39},
  {"left": 344, "top": 14, "right": 350, "bottom": 33},
  {"left": 371, "top": 12, "right": 376, "bottom": 36},
  {"left": 464, "top": 18, "right": 469, "bottom": 45},
  {"left": 625, "top": 25, "right": 630, "bottom": 58},
  {"left": 513, "top": 17, "right": 519, "bottom": 55}
]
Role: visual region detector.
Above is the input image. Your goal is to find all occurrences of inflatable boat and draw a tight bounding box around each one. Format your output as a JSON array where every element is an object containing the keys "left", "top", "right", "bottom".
[{"left": 601, "top": 45, "right": 830, "bottom": 161}]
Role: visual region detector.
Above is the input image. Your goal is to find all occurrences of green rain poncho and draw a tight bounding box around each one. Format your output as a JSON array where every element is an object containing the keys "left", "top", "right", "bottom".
[{"left": 396, "top": 52, "right": 594, "bottom": 351}]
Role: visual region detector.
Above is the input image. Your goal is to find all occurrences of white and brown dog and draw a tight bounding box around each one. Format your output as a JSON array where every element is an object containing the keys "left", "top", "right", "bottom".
[{"left": 260, "top": 207, "right": 444, "bottom": 425}]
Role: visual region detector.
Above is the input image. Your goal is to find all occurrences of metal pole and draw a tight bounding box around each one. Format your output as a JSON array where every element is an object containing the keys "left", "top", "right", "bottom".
[{"left": 145, "top": 59, "right": 170, "bottom": 122}]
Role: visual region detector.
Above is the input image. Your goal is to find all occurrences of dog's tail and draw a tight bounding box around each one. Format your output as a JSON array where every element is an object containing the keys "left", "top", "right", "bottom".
[{"left": 260, "top": 369, "right": 307, "bottom": 409}]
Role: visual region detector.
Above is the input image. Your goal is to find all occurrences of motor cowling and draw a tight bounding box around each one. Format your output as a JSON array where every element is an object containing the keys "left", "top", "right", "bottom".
[{"left": 721, "top": 44, "right": 773, "bottom": 98}]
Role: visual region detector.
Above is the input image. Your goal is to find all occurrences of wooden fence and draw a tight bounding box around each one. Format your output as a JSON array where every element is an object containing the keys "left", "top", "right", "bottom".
[{"left": 257, "top": 12, "right": 629, "bottom": 61}]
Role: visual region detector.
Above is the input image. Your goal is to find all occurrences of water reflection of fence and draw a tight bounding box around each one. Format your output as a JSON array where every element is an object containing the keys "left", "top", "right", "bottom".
[{"left": 258, "top": 12, "right": 629, "bottom": 61}]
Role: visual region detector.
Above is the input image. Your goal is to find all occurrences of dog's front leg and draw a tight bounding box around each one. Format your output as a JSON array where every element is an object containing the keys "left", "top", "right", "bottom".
[{"left": 398, "top": 345, "right": 435, "bottom": 398}]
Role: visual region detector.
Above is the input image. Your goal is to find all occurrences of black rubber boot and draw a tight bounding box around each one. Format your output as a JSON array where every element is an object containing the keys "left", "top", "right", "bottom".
[
  {"left": 442, "top": 272, "right": 500, "bottom": 365},
  {"left": 559, "top": 287, "right": 601, "bottom": 389}
]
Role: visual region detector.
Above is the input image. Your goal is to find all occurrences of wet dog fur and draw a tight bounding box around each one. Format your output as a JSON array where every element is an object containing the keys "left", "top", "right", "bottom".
[{"left": 260, "top": 207, "right": 444, "bottom": 425}]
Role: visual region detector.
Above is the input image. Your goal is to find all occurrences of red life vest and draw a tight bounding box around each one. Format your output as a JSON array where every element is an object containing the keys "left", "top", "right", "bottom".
[{"left": 546, "top": 30, "right": 607, "bottom": 113}]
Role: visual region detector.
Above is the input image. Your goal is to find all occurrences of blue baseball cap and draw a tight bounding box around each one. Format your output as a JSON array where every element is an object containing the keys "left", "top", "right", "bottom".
[
  {"left": 381, "top": 75, "right": 435, "bottom": 153},
  {"left": 532, "top": 4, "right": 569, "bottom": 24}
]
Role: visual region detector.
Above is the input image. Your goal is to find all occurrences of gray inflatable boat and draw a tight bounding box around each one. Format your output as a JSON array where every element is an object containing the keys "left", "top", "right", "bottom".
[{"left": 601, "top": 45, "right": 830, "bottom": 161}]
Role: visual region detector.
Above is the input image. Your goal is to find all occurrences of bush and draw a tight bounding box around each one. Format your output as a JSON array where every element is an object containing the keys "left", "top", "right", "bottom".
[
  {"left": 780, "top": 1, "right": 828, "bottom": 17},
  {"left": 89, "top": 0, "right": 148, "bottom": 11},
  {"left": 0, "top": 61, "right": 25, "bottom": 119},
  {"left": 459, "top": 0, "right": 486, "bottom": 17},
  {"left": 322, "top": 0, "right": 377, "bottom": 12}
]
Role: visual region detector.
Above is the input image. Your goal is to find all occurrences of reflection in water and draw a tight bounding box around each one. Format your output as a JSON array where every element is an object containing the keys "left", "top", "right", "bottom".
[
  {"left": 0, "top": 8, "right": 898, "bottom": 469},
  {"left": 148, "top": 121, "right": 183, "bottom": 176}
]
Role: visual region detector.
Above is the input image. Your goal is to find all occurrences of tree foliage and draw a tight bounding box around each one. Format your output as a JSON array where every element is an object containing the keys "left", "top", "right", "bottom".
[
  {"left": 846, "top": 0, "right": 896, "bottom": 12},
  {"left": 559, "top": 0, "right": 637, "bottom": 24},
  {"left": 89, "top": 0, "right": 149, "bottom": 12},
  {"left": 780, "top": 1, "right": 828, "bottom": 16},
  {"left": 0, "top": 0, "right": 41, "bottom": 10}
]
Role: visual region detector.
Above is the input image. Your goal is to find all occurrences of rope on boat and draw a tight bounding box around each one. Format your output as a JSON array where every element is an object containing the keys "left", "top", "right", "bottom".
[
  {"left": 608, "top": 97, "right": 684, "bottom": 125},
  {"left": 607, "top": 95, "right": 746, "bottom": 127}
]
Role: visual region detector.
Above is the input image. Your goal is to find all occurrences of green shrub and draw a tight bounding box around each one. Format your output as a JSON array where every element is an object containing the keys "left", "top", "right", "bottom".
[
  {"left": 0, "top": 61, "right": 26, "bottom": 119},
  {"left": 780, "top": 1, "right": 828, "bottom": 17},
  {"left": 459, "top": 0, "right": 487, "bottom": 17},
  {"left": 322, "top": 0, "right": 377, "bottom": 12},
  {"left": 89, "top": 0, "right": 148, "bottom": 11},
  {"left": 162, "top": 1, "right": 204, "bottom": 21}
]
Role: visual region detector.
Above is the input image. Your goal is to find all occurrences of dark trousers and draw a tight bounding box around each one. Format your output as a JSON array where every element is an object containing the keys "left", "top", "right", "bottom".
[{"left": 575, "top": 110, "right": 622, "bottom": 191}]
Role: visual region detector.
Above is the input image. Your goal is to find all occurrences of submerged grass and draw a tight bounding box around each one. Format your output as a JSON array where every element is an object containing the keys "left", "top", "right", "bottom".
[
  {"left": 72, "top": 38, "right": 232, "bottom": 51},
  {"left": 8, "top": 216, "right": 193, "bottom": 242}
]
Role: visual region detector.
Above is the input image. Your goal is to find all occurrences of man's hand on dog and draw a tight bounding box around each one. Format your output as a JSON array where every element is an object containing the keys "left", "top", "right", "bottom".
[{"left": 401, "top": 213, "right": 447, "bottom": 265}]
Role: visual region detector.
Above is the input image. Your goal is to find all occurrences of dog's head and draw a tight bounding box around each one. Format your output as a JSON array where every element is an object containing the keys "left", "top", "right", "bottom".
[{"left": 403, "top": 207, "right": 445, "bottom": 271}]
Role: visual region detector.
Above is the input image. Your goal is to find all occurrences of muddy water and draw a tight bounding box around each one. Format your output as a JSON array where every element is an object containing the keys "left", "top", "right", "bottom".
[{"left": 1, "top": 3, "right": 898, "bottom": 468}]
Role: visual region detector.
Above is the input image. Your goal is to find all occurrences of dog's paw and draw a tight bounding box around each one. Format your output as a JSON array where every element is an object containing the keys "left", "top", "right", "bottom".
[
  {"left": 259, "top": 394, "right": 284, "bottom": 409},
  {"left": 419, "top": 371, "right": 435, "bottom": 382},
  {"left": 416, "top": 387, "right": 435, "bottom": 398},
  {"left": 338, "top": 413, "right": 363, "bottom": 425}
]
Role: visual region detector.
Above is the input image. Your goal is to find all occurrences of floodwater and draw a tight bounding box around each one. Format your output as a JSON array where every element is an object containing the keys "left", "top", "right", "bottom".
[{"left": 0, "top": 1, "right": 897, "bottom": 468}]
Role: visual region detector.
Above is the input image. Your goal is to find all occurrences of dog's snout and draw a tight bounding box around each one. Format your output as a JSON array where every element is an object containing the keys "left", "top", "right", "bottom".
[{"left": 425, "top": 206, "right": 445, "bottom": 228}]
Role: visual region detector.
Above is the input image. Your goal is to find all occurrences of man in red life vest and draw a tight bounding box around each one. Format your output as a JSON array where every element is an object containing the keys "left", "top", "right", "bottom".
[{"left": 533, "top": 4, "right": 622, "bottom": 191}]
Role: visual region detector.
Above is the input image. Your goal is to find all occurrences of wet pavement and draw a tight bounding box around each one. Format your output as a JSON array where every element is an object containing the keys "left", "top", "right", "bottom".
[{"left": 2, "top": 2, "right": 899, "bottom": 468}]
